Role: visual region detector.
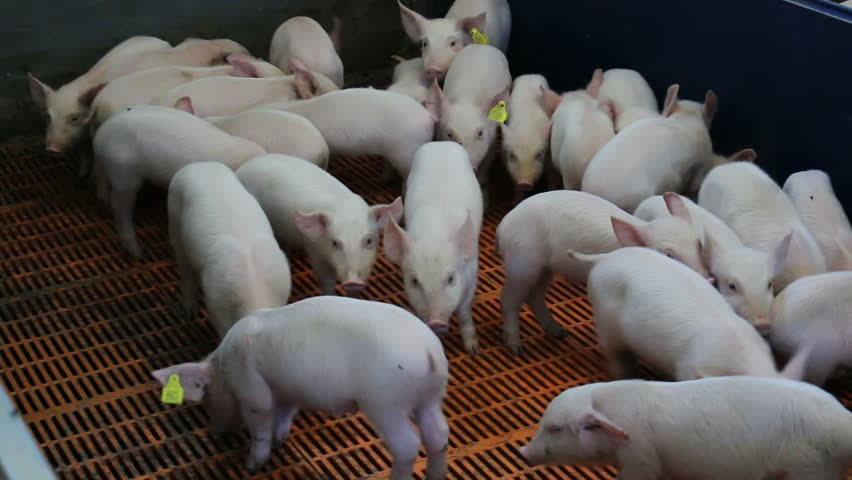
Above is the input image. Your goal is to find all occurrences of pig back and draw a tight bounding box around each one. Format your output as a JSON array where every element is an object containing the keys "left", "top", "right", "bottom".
[{"left": 443, "top": 45, "right": 511, "bottom": 107}]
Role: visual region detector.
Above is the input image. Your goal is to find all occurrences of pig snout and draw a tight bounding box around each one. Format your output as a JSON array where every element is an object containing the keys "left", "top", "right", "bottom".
[
  {"left": 425, "top": 66, "right": 446, "bottom": 80},
  {"left": 519, "top": 445, "right": 529, "bottom": 460},
  {"left": 519, "top": 444, "right": 544, "bottom": 465},
  {"left": 426, "top": 316, "right": 449, "bottom": 335},
  {"left": 45, "top": 143, "right": 66, "bottom": 154},
  {"left": 516, "top": 181, "right": 534, "bottom": 191},
  {"left": 342, "top": 281, "right": 368, "bottom": 293}
]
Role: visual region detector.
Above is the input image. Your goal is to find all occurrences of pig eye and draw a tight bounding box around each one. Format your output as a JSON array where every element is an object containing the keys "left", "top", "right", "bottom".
[
  {"left": 476, "top": 129, "right": 484, "bottom": 139},
  {"left": 446, "top": 273, "right": 456, "bottom": 285},
  {"left": 662, "top": 249, "right": 675, "bottom": 259},
  {"left": 364, "top": 237, "right": 375, "bottom": 248},
  {"left": 535, "top": 151, "right": 543, "bottom": 159},
  {"left": 582, "top": 424, "right": 603, "bottom": 432},
  {"left": 728, "top": 283, "right": 737, "bottom": 292},
  {"left": 410, "top": 276, "right": 420, "bottom": 287},
  {"left": 508, "top": 154, "right": 517, "bottom": 164},
  {"left": 767, "top": 282, "right": 773, "bottom": 290},
  {"left": 809, "top": 195, "right": 814, "bottom": 200},
  {"left": 546, "top": 425, "right": 563, "bottom": 434},
  {"left": 68, "top": 114, "right": 81, "bottom": 123},
  {"left": 332, "top": 240, "right": 342, "bottom": 249},
  {"left": 420, "top": 39, "right": 428, "bottom": 49},
  {"left": 450, "top": 40, "right": 457, "bottom": 47}
]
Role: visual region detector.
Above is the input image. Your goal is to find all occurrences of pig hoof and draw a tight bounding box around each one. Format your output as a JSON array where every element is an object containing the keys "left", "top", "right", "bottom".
[
  {"left": 508, "top": 343, "right": 524, "bottom": 356},
  {"left": 245, "top": 454, "right": 268, "bottom": 474},
  {"left": 464, "top": 338, "right": 481, "bottom": 355}
]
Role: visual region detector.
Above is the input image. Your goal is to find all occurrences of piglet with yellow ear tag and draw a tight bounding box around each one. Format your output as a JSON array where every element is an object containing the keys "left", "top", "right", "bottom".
[
  {"left": 397, "top": 0, "right": 511, "bottom": 81},
  {"left": 423, "top": 44, "right": 511, "bottom": 206}
]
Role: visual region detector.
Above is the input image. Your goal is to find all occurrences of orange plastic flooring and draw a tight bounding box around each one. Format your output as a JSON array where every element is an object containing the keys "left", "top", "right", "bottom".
[{"left": 2, "top": 136, "right": 852, "bottom": 480}]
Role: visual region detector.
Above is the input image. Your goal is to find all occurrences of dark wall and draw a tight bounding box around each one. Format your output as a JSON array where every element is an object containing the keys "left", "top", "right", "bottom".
[
  {"left": 507, "top": 0, "right": 852, "bottom": 210},
  {"left": 1, "top": 0, "right": 452, "bottom": 140}
]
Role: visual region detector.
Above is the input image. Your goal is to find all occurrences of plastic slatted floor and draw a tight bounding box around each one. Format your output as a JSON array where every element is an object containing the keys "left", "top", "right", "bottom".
[{"left": 2, "top": 136, "right": 852, "bottom": 480}]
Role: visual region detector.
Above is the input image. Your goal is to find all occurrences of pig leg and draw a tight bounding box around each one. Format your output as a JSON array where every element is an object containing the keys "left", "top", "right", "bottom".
[
  {"left": 94, "top": 161, "right": 110, "bottom": 209},
  {"left": 595, "top": 315, "right": 639, "bottom": 379},
  {"left": 366, "top": 407, "right": 421, "bottom": 480},
  {"left": 616, "top": 452, "right": 663, "bottom": 480},
  {"left": 526, "top": 269, "right": 568, "bottom": 339},
  {"left": 309, "top": 253, "right": 338, "bottom": 295},
  {"left": 109, "top": 176, "right": 144, "bottom": 259},
  {"left": 173, "top": 244, "right": 199, "bottom": 321},
  {"left": 239, "top": 375, "right": 276, "bottom": 473},
  {"left": 458, "top": 261, "right": 480, "bottom": 355},
  {"left": 782, "top": 467, "right": 842, "bottom": 480},
  {"left": 501, "top": 252, "right": 545, "bottom": 355},
  {"left": 273, "top": 405, "right": 299, "bottom": 446},
  {"left": 802, "top": 347, "right": 839, "bottom": 387},
  {"left": 414, "top": 402, "right": 449, "bottom": 480},
  {"left": 77, "top": 142, "right": 94, "bottom": 179}
]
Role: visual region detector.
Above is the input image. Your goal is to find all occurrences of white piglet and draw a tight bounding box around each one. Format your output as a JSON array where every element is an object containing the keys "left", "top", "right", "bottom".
[
  {"left": 497, "top": 191, "right": 710, "bottom": 355},
  {"left": 597, "top": 68, "right": 659, "bottom": 132},
  {"left": 783, "top": 170, "right": 852, "bottom": 271},
  {"left": 93, "top": 105, "right": 266, "bottom": 257},
  {"left": 269, "top": 16, "right": 344, "bottom": 87},
  {"left": 152, "top": 296, "right": 449, "bottom": 479},
  {"left": 521, "top": 376, "right": 852, "bottom": 479},
  {"left": 577, "top": 247, "right": 808, "bottom": 381},
  {"left": 384, "top": 142, "right": 484, "bottom": 354},
  {"left": 770, "top": 271, "right": 852, "bottom": 386},
  {"left": 500, "top": 74, "right": 553, "bottom": 192},
  {"left": 152, "top": 57, "right": 337, "bottom": 117},
  {"left": 582, "top": 84, "right": 717, "bottom": 212},
  {"left": 426, "top": 44, "right": 511, "bottom": 193},
  {"left": 540, "top": 69, "right": 616, "bottom": 191},
  {"left": 398, "top": 0, "right": 511, "bottom": 80},
  {"left": 387, "top": 56, "right": 431, "bottom": 103},
  {"left": 237, "top": 154, "right": 402, "bottom": 296},
  {"left": 255, "top": 88, "right": 435, "bottom": 179},
  {"left": 203, "top": 108, "right": 329, "bottom": 169},
  {"left": 168, "top": 162, "right": 291, "bottom": 337},
  {"left": 634, "top": 193, "right": 791, "bottom": 331},
  {"left": 699, "top": 162, "right": 827, "bottom": 292}
]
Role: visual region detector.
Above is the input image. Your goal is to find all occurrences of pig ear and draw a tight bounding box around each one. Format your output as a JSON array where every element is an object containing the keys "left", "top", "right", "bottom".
[
  {"left": 541, "top": 120, "right": 553, "bottom": 139},
  {"left": 398, "top": 0, "right": 429, "bottom": 41},
  {"left": 292, "top": 61, "right": 322, "bottom": 99},
  {"left": 661, "top": 84, "right": 680, "bottom": 117},
  {"left": 484, "top": 85, "right": 510, "bottom": 116},
  {"left": 28, "top": 73, "right": 54, "bottom": 110},
  {"left": 173, "top": 96, "right": 196, "bottom": 114},
  {"left": 424, "top": 77, "right": 447, "bottom": 122},
  {"left": 598, "top": 98, "right": 616, "bottom": 122},
  {"left": 383, "top": 217, "right": 411, "bottom": 265},
  {"left": 79, "top": 83, "right": 106, "bottom": 107},
  {"left": 151, "top": 362, "right": 211, "bottom": 402},
  {"left": 663, "top": 192, "right": 692, "bottom": 223},
  {"left": 539, "top": 85, "right": 562, "bottom": 117},
  {"left": 730, "top": 148, "right": 757, "bottom": 163},
  {"left": 579, "top": 411, "right": 629, "bottom": 442},
  {"left": 288, "top": 56, "right": 310, "bottom": 73},
  {"left": 611, "top": 217, "right": 648, "bottom": 248},
  {"left": 370, "top": 196, "right": 404, "bottom": 230},
  {"left": 772, "top": 232, "right": 793, "bottom": 279},
  {"left": 704, "top": 90, "right": 719, "bottom": 125},
  {"left": 701, "top": 230, "right": 717, "bottom": 271},
  {"left": 330, "top": 16, "right": 343, "bottom": 54},
  {"left": 458, "top": 12, "right": 487, "bottom": 37},
  {"left": 586, "top": 68, "right": 604, "bottom": 98},
  {"left": 780, "top": 344, "right": 812, "bottom": 381},
  {"left": 390, "top": 55, "right": 407, "bottom": 64},
  {"left": 295, "top": 212, "right": 331, "bottom": 239},
  {"left": 227, "top": 53, "right": 261, "bottom": 78},
  {"left": 456, "top": 211, "right": 479, "bottom": 260}
]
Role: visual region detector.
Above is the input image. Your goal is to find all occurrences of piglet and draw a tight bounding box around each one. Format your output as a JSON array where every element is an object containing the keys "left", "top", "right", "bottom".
[
  {"left": 93, "top": 105, "right": 265, "bottom": 257},
  {"left": 769, "top": 271, "right": 852, "bottom": 386},
  {"left": 582, "top": 84, "right": 717, "bottom": 213},
  {"left": 29, "top": 36, "right": 171, "bottom": 173},
  {"left": 152, "top": 296, "right": 449, "bottom": 479},
  {"left": 783, "top": 170, "right": 852, "bottom": 271},
  {"left": 540, "top": 68, "right": 616, "bottom": 191},
  {"left": 398, "top": 0, "right": 511, "bottom": 80},
  {"left": 521, "top": 376, "right": 852, "bottom": 479},
  {"left": 383, "top": 142, "right": 484, "bottom": 354},
  {"left": 576, "top": 247, "right": 808, "bottom": 380},
  {"left": 597, "top": 68, "right": 659, "bottom": 132},
  {"left": 168, "top": 162, "right": 291, "bottom": 337},
  {"left": 634, "top": 193, "right": 790, "bottom": 331},
  {"left": 255, "top": 88, "right": 435, "bottom": 179},
  {"left": 269, "top": 16, "right": 344, "bottom": 87},
  {"left": 426, "top": 44, "right": 511, "bottom": 199},
  {"left": 387, "top": 56, "right": 430, "bottom": 103},
  {"left": 236, "top": 154, "right": 402, "bottom": 296},
  {"left": 201, "top": 107, "right": 329, "bottom": 169},
  {"left": 497, "top": 191, "right": 710, "bottom": 355},
  {"left": 699, "top": 161, "right": 827, "bottom": 292},
  {"left": 499, "top": 74, "right": 553, "bottom": 192},
  {"left": 152, "top": 57, "right": 337, "bottom": 117}
]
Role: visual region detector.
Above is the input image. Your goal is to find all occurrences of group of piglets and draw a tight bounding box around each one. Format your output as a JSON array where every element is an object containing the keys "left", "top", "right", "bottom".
[{"left": 27, "top": 0, "right": 852, "bottom": 477}]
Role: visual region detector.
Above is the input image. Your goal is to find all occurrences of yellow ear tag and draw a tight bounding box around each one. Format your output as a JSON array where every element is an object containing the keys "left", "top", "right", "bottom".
[
  {"left": 161, "top": 374, "right": 184, "bottom": 405},
  {"left": 488, "top": 100, "right": 508, "bottom": 123},
  {"left": 471, "top": 27, "right": 489, "bottom": 45}
]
